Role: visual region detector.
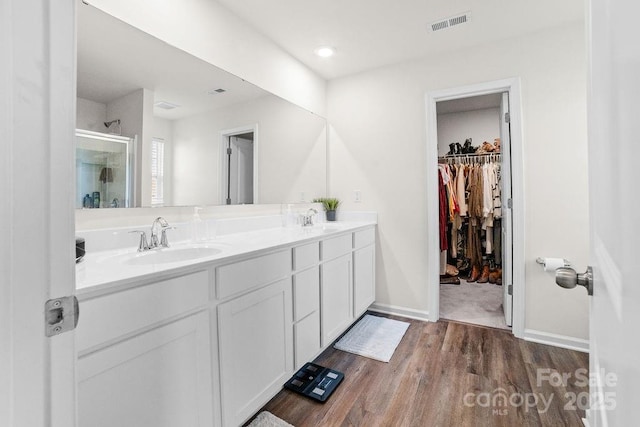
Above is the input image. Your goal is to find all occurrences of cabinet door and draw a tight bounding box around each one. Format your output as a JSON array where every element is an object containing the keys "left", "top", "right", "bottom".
[
  {"left": 321, "top": 253, "right": 353, "bottom": 346},
  {"left": 354, "top": 244, "right": 376, "bottom": 316},
  {"left": 294, "top": 312, "right": 321, "bottom": 370},
  {"left": 293, "top": 266, "right": 320, "bottom": 322},
  {"left": 217, "top": 279, "right": 293, "bottom": 426},
  {"left": 78, "top": 311, "right": 215, "bottom": 427}
]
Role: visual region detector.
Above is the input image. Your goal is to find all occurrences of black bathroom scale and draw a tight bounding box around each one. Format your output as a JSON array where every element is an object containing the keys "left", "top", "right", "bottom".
[{"left": 283, "top": 363, "right": 344, "bottom": 403}]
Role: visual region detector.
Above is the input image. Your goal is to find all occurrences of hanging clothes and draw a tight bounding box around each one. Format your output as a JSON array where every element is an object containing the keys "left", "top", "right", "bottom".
[
  {"left": 438, "top": 171, "right": 448, "bottom": 251},
  {"left": 438, "top": 153, "right": 503, "bottom": 277},
  {"left": 455, "top": 163, "right": 468, "bottom": 217}
]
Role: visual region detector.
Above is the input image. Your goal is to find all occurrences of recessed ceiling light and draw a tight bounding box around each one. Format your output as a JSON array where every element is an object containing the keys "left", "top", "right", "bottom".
[{"left": 314, "top": 46, "right": 335, "bottom": 58}]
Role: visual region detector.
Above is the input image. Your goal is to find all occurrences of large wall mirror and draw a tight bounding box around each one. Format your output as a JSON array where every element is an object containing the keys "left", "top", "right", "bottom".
[{"left": 76, "top": 4, "right": 327, "bottom": 209}]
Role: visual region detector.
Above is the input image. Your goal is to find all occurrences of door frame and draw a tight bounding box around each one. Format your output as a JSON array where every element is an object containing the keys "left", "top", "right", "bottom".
[
  {"left": 218, "top": 124, "right": 259, "bottom": 205},
  {"left": 425, "top": 78, "right": 526, "bottom": 338}
]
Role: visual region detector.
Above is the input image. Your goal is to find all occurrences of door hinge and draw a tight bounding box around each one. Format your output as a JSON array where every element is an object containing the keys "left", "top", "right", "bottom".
[
  {"left": 45, "top": 295, "right": 79, "bottom": 337},
  {"left": 507, "top": 198, "right": 513, "bottom": 209},
  {"left": 508, "top": 284, "right": 513, "bottom": 295},
  {"left": 504, "top": 112, "right": 511, "bottom": 123},
  {"left": 227, "top": 148, "right": 232, "bottom": 155}
]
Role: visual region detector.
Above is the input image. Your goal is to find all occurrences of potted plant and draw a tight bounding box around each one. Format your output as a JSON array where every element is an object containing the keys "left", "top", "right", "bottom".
[{"left": 313, "top": 197, "right": 341, "bottom": 221}]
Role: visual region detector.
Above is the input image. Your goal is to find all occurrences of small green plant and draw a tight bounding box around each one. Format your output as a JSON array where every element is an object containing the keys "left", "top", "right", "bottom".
[{"left": 313, "top": 197, "right": 341, "bottom": 211}]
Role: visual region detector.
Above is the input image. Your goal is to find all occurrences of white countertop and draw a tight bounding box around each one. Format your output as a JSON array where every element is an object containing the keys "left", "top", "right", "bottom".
[{"left": 76, "top": 221, "right": 376, "bottom": 298}]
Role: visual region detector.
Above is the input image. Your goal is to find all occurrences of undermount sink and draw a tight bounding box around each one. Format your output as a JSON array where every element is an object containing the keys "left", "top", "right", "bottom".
[
  {"left": 316, "top": 224, "right": 345, "bottom": 233},
  {"left": 102, "top": 245, "right": 225, "bottom": 266}
]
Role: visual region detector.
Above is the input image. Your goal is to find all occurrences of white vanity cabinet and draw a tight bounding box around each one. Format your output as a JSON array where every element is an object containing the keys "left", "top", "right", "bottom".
[
  {"left": 76, "top": 271, "right": 215, "bottom": 427},
  {"left": 320, "top": 234, "right": 354, "bottom": 346},
  {"left": 77, "top": 222, "right": 377, "bottom": 427},
  {"left": 353, "top": 228, "right": 376, "bottom": 317},
  {"left": 216, "top": 250, "right": 293, "bottom": 427}
]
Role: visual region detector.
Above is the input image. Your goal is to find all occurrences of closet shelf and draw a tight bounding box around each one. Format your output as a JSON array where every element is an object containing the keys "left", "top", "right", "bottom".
[{"left": 439, "top": 152, "right": 501, "bottom": 158}]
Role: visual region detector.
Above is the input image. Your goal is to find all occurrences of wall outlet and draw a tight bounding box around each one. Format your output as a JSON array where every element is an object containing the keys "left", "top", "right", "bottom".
[
  {"left": 300, "top": 191, "right": 305, "bottom": 202},
  {"left": 354, "top": 190, "right": 362, "bottom": 203}
]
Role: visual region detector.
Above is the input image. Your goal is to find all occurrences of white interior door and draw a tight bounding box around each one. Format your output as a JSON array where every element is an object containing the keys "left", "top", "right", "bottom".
[
  {"left": 500, "top": 92, "right": 513, "bottom": 327},
  {"left": 1, "top": 0, "right": 77, "bottom": 426},
  {"left": 587, "top": 1, "right": 640, "bottom": 426},
  {"left": 233, "top": 136, "right": 254, "bottom": 204},
  {"left": 225, "top": 135, "right": 254, "bottom": 204}
]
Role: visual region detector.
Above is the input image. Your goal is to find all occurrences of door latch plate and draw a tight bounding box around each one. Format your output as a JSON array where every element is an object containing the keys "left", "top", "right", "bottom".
[{"left": 45, "top": 295, "right": 79, "bottom": 337}]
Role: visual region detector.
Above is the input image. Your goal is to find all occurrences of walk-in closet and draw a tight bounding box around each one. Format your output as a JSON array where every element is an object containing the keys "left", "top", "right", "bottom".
[{"left": 436, "top": 93, "right": 512, "bottom": 330}]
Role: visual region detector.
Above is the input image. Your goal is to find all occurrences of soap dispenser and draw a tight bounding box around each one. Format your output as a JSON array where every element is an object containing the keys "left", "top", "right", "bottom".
[
  {"left": 191, "top": 207, "right": 205, "bottom": 242},
  {"left": 284, "top": 204, "right": 295, "bottom": 227}
]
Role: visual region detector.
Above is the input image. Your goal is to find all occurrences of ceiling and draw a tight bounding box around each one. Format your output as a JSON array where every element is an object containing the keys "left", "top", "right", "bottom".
[
  {"left": 215, "top": 0, "right": 585, "bottom": 80},
  {"left": 437, "top": 93, "right": 502, "bottom": 115}
]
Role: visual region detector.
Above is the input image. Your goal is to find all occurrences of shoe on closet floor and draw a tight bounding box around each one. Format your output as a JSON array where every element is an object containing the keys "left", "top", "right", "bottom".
[
  {"left": 468, "top": 264, "right": 481, "bottom": 282},
  {"left": 489, "top": 267, "right": 502, "bottom": 284},
  {"left": 445, "top": 264, "right": 459, "bottom": 276},
  {"left": 477, "top": 265, "right": 490, "bottom": 283},
  {"left": 440, "top": 275, "right": 461, "bottom": 285}
]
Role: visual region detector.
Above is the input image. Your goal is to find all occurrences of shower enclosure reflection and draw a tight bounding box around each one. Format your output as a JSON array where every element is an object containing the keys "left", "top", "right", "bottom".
[{"left": 76, "top": 129, "right": 135, "bottom": 208}]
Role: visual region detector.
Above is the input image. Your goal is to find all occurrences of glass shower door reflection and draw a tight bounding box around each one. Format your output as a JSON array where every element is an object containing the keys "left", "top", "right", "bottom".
[{"left": 76, "top": 129, "right": 134, "bottom": 208}]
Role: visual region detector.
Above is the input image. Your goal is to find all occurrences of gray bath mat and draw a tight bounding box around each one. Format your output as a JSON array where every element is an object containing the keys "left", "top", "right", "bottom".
[
  {"left": 334, "top": 314, "right": 410, "bottom": 362},
  {"left": 247, "top": 411, "right": 294, "bottom": 427}
]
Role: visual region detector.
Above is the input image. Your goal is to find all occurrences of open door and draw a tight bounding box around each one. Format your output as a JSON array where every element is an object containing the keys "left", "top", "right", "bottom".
[
  {"left": 226, "top": 135, "right": 254, "bottom": 204},
  {"left": 585, "top": 1, "right": 640, "bottom": 425},
  {"left": 500, "top": 92, "right": 513, "bottom": 327},
  {"left": 220, "top": 128, "right": 256, "bottom": 205},
  {"left": 1, "top": 0, "right": 77, "bottom": 426}
]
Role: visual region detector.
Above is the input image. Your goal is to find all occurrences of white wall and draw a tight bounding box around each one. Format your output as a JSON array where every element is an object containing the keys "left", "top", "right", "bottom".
[
  {"left": 105, "top": 88, "right": 154, "bottom": 206},
  {"left": 87, "top": 0, "right": 326, "bottom": 116},
  {"left": 437, "top": 108, "right": 500, "bottom": 156},
  {"left": 327, "top": 23, "right": 589, "bottom": 340},
  {"left": 172, "top": 94, "right": 326, "bottom": 206},
  {"left": 76, "top": 97, "right": 106, "bottom": 131}
]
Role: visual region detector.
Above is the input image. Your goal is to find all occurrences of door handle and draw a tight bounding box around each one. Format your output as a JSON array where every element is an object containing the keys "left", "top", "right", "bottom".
[{"left": 555, "top": 266, "right": 593, "bottom": 296}]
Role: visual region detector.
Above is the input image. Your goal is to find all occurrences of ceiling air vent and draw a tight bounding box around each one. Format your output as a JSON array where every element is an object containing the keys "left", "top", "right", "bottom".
[
  {"left": 154, "top": 101, "right": 180, "bottom": 110},
  {"left": 429, "top": 11, "right": 471, "bottom": 32}
]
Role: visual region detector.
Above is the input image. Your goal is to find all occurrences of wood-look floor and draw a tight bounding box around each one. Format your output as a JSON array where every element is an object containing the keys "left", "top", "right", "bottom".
[{"left": 249, "top": 314, "right": 588, "bottom": 427}]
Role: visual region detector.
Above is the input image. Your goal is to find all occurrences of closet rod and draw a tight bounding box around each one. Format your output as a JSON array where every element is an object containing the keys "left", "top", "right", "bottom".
[{"left": 438, "top": 153, "right": 502, "bottom": 164}]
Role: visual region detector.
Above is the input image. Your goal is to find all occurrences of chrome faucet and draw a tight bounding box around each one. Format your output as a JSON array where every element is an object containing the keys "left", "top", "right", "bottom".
[
  {"left": 150, "top": 217, "right": 172, "bottom": 248},
  {"left": 300, "top": 208, "right": 318, "bottom": 227},
  {"left": 129, "top": 217, "right": 173, "bottom": 252}
]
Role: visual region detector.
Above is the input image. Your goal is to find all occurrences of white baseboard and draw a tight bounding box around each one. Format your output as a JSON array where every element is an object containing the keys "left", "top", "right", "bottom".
[
  {"left": 368, "top": 302, "right": 430, "bottom": 322},
  {"left": 523, "top": 329, "right": 589, "bottom": 353}
]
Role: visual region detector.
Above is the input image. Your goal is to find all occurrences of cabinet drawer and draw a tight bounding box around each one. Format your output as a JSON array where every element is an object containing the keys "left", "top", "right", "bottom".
[
  {"left": 216, "top": 250, "right": 291, "bottom": 300},
  {"left": 293, "top": 242, "right": 319, "bottom": 271},
  {"left": 77, "top": 270, "right": 209, "bottom": 352},
  {"left": 354, "top": 227, "right": 375, "bottom": 249},
  {"left": 321, "top": 234, "right": 352, "bottom": 261},
  {"left": 293, "top": 266, "right": 319, "bottom": 321},
  {"left": 294, "top": 312, "right": 321, "bottom": 370}
]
